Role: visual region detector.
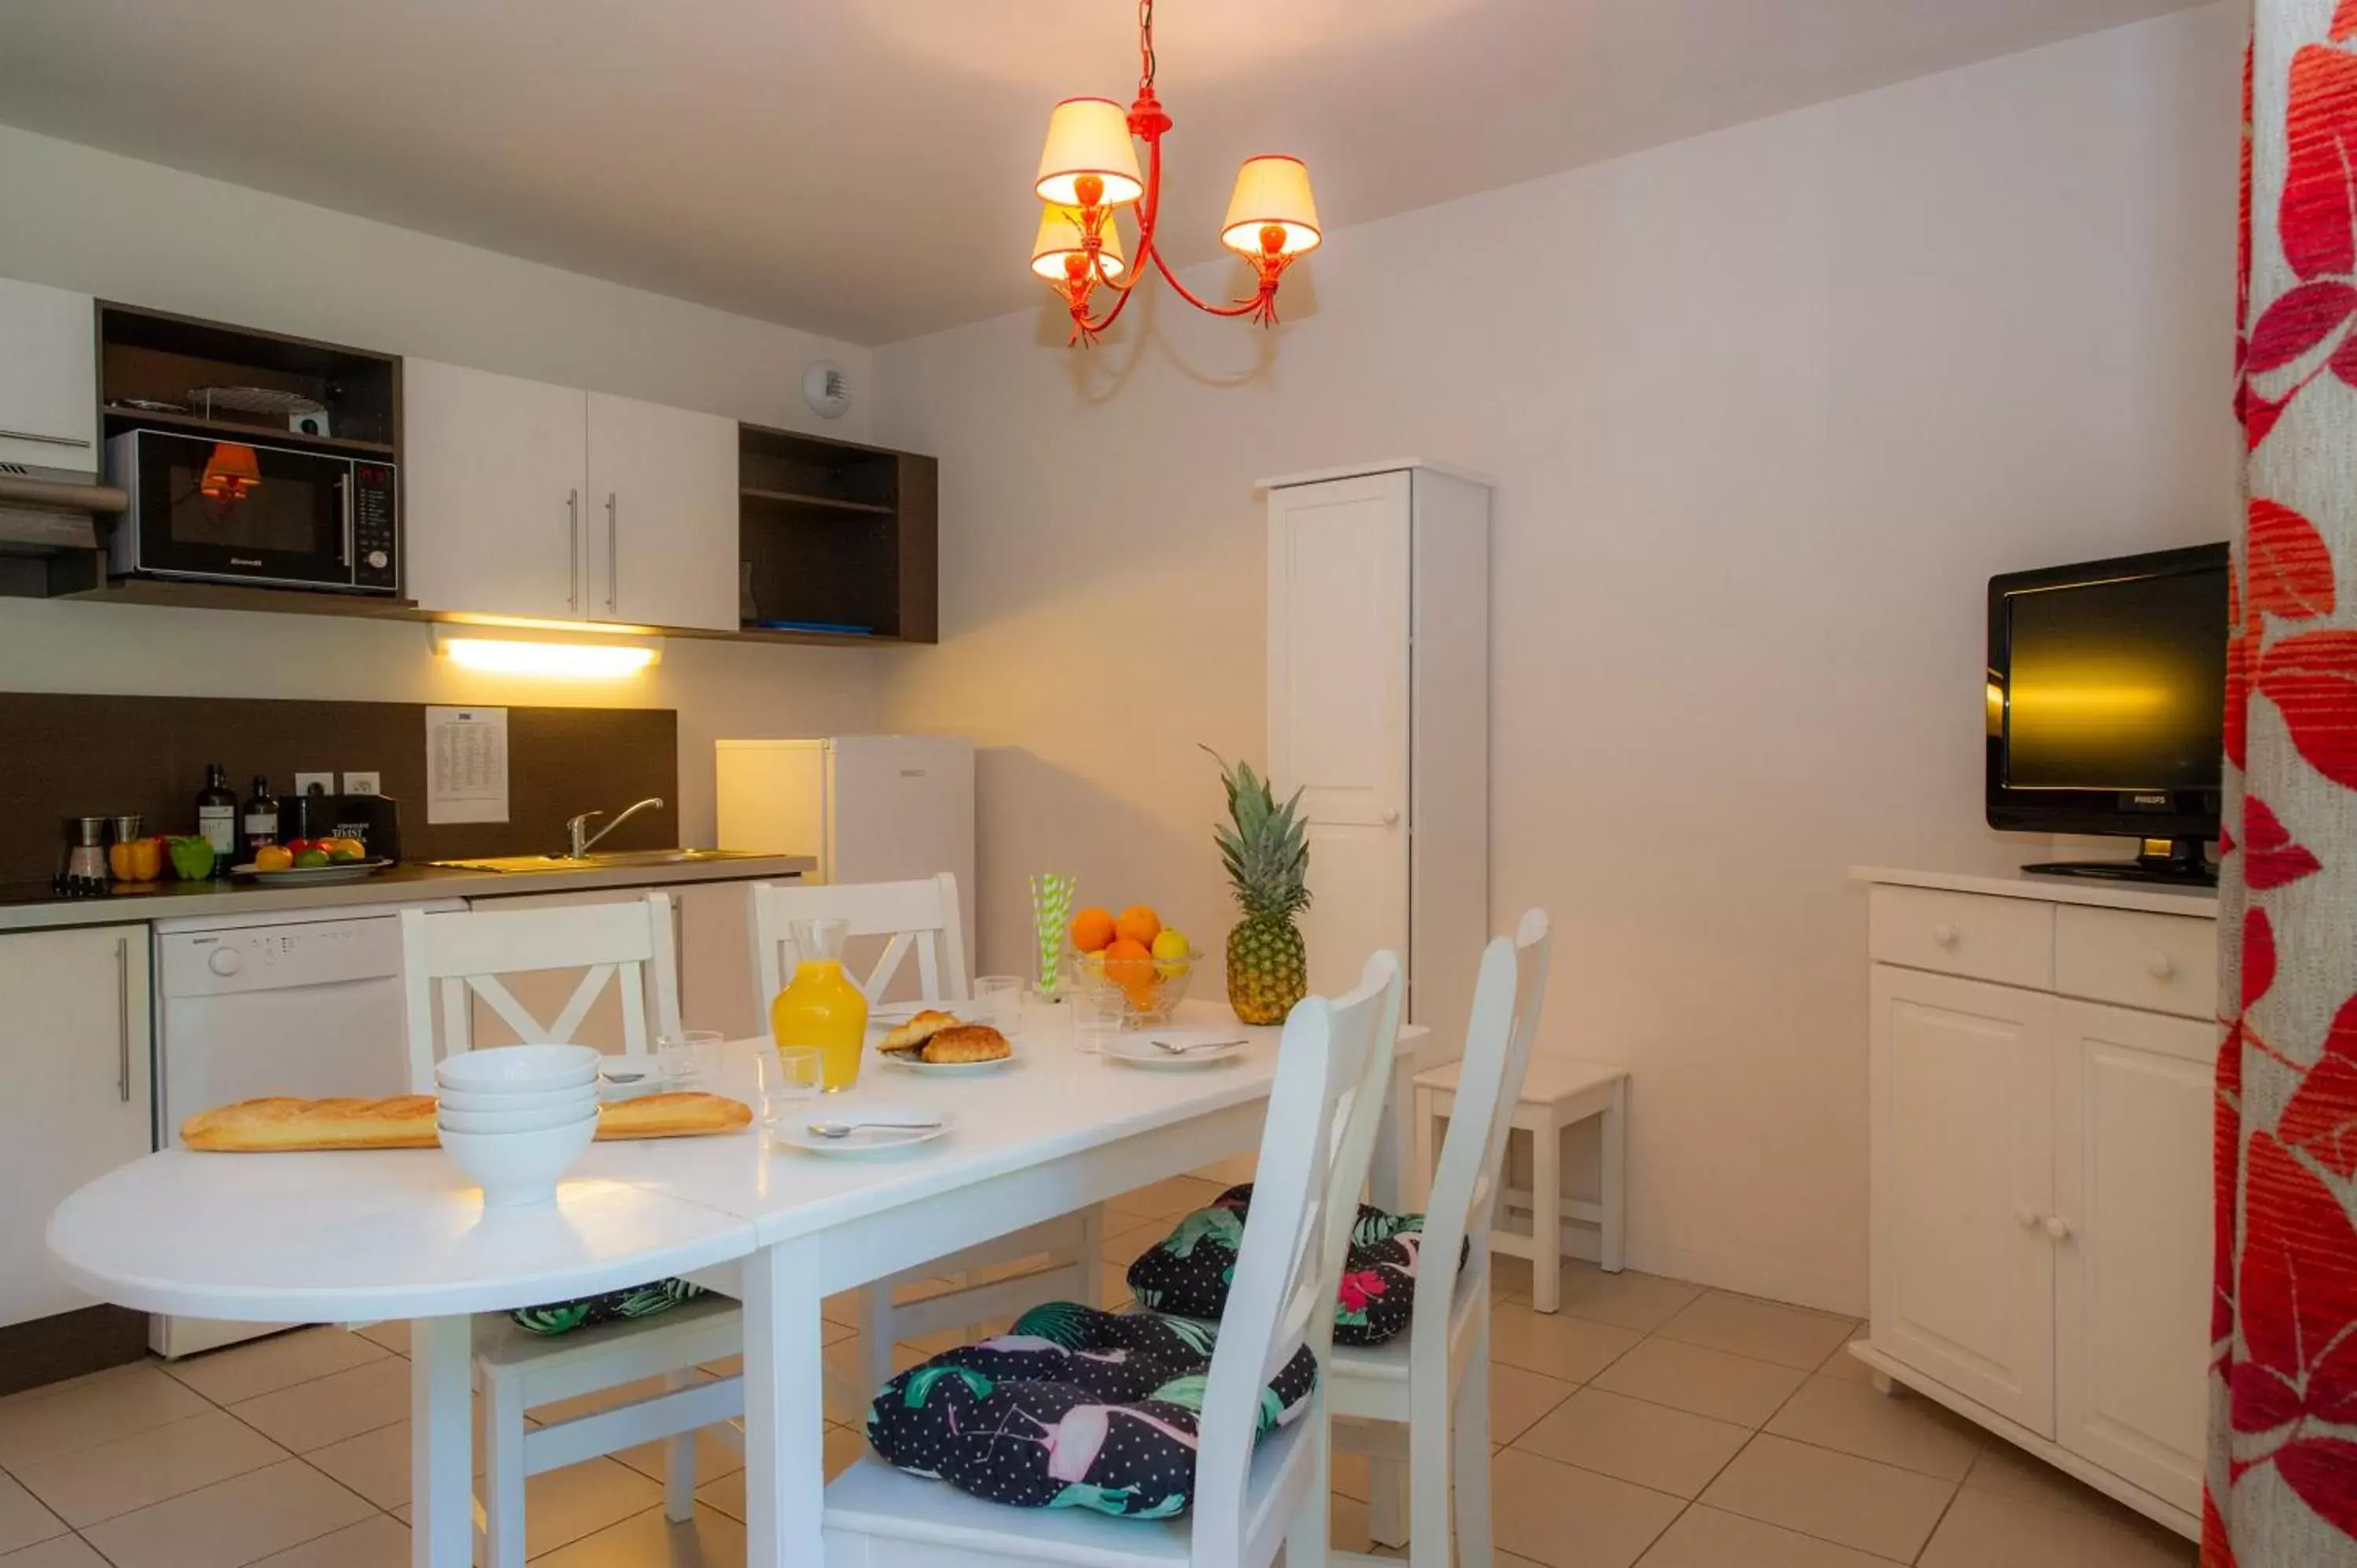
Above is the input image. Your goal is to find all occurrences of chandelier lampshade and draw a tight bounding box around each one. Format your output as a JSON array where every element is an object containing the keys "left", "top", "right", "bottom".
[
  {"left": 1035, "top": 97, "right": 1146, "bottom": 207},
  {"left": 1030, "top": 205, "right": 1127, "bottom": 280},
  {"left": 1220, "top": 156, "right": 1321, "bottom": 258}
]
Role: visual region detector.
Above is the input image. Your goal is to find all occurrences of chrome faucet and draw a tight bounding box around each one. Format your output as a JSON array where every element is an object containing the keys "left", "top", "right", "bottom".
[{"left": 565, "top": 797, "right": 665, "bottom": 859}]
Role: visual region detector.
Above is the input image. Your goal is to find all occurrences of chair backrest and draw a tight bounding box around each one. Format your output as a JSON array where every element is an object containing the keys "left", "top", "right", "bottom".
[
  {"left": 1412, "top": 909, "right": 1553, "bottom": 1351},
  {"left": 745, "top": 874, "right": 970, "bottom": 1017},
  {"left": 398, "top": 893, "right": 682, "bottom": 1092},
  {"left": 1191, "top": 949, "right": 1404, "bottom": 1560}
]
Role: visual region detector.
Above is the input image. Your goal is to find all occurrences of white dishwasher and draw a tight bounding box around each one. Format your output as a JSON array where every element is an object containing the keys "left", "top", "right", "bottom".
[{"left": 152, "top": 898, "right": 461, "bottom": 1355}]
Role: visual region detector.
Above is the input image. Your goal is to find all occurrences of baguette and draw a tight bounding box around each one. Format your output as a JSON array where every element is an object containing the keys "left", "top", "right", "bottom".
[
  {"left": 878, "top": 1009, "right": 962, "bottom": 1056},
  {"left": 181, "top": 1090, "right": 753, "bottom": 1152}
]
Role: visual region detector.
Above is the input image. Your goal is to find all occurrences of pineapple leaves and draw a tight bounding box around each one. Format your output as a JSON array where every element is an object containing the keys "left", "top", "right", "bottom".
[{"left": 1200, "top": 746, "right": 1311, "bottom": 920}]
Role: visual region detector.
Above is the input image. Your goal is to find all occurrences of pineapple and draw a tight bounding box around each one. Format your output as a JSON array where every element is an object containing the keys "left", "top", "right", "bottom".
[{"left": 1204, "top": 747, "right": 1311, "bottom": 1025}]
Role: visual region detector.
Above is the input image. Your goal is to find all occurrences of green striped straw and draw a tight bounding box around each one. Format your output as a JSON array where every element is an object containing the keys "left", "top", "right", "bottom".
[{"left": 1031, "top": 873, "right": 1077, "bottom": 995}]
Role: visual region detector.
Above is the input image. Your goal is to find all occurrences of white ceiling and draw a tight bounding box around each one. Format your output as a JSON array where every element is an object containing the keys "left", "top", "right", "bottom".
[{"left": 0, "top": 0, "right": 2207, "bottom": 344}]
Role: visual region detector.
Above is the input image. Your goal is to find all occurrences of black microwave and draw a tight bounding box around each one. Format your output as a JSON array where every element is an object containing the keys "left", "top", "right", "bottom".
[{"left": 106, "top": 428, "right": 398, "bottom": 595}]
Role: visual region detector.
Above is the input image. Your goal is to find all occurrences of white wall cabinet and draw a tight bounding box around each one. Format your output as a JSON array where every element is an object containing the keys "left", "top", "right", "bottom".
[
  {"left": 0, "top": 925, "right": 152, "bottom": 1328},
  {"left": 1859, "top": 870, "right": 2216, "bottom": 1539},
  {"left": 404, "top": 361, "right": 738, "bottom": 630},
  {"left": 0, "top": 279, "right": 98, "bottom": 476},
  {"left": 1262, "top": 460, "right": 1488, "bottom": 1050}
]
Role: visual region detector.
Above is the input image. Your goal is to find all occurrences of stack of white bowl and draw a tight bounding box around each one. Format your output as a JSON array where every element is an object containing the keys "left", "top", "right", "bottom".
[{"left": 434, "top": 1044, "right": 603, "bottom": 1206}]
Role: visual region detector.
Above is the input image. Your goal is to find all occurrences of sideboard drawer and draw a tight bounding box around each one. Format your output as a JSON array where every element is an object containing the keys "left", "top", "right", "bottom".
[
  {"left": 1869, "top": 886, "right": 2054, "bottom": 988},
  {"left": 2055, "top": 906, "right": 2218, "bottom": 1020}
]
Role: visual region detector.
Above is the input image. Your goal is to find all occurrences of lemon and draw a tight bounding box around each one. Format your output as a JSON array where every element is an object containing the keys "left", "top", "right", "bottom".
[{"left": 1151, "top": 929, "right": 1189, "bottom": 962}]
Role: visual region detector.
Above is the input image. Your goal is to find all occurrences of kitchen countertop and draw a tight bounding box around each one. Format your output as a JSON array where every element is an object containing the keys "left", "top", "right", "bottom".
[{"left": 0, "top": 854, "right": 815, "bottom": 932}]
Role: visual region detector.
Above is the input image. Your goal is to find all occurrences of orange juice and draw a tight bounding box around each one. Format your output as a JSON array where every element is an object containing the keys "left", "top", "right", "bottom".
[{"left": 768, "top": 919, "right": 869, "bottom": 1091}]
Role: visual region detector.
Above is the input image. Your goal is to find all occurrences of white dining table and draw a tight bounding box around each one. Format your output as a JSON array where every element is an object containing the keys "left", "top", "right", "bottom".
[{"left": 47, "top": 999, "right": 1429, "bottom": 1567}]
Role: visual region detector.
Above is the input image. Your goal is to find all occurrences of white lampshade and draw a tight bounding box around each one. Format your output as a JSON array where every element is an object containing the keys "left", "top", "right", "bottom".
[
  {"left": 1035, "top": 97, "right": 1145, "bottom": 207},
  {"left": 1030, "top": 206, "right": 1127, "bottom": 280},
  {"left": 1220, "top": 155, "right": 1321, "bottom": 258}
]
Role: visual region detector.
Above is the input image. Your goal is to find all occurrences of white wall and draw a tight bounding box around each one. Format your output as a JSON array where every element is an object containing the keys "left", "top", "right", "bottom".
[
  {"left": 872, "top": 5, "right": 2244, "bottom": 1311},
  {"left": 0, "top": 123, "right": 888, "bottom": 844}
]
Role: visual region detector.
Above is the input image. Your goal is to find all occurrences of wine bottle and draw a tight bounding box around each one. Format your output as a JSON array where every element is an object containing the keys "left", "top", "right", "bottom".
[
  {"left": 196, "top": 763, "right": 238, "bottom": 877},
  {"left": 242, "top": 775, "right": 280, "bottom": 859}
]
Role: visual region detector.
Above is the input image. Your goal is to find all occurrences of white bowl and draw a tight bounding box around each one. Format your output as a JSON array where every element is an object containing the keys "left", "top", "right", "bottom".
[
  {"left": 438, "top": 1100, "right": 602, "bottom": 1136},
  {"left": 434, "top": 1083, "right": 601, "bottom": 1116},
  {"left": 435, "top": 1044, "right": 602, "bottom": 1094},
  {"left": 438, "top": 1116, "right": 598, "bottom": 1207}
]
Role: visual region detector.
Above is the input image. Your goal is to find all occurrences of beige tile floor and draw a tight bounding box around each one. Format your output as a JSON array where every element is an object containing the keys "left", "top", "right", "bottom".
[{"left": 0, "top": 1176, "right": 2198, "bottom": 1566}]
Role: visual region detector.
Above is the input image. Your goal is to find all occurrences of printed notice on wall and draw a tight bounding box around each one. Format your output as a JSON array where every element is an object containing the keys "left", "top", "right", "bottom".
[{"left": 426, "top": 706, "right": 509, "bottom": 824}]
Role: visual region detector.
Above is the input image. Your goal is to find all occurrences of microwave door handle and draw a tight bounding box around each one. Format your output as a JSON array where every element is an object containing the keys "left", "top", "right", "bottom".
[{"left": 335, "top": 473, "right": 352, "bottom": 569}]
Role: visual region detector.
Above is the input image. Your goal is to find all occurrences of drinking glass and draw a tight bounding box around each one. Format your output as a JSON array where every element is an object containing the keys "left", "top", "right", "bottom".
[
  {"left": 1072, "top": 992, "right": 1126, "bottom": 1056},
  {"left": 656, "top": 1030, "right": 725, "bottom": 1088},
  {"left": 973, "top": 975, "right": 1027, "bottom": 1030},
  {"left": 757, "top": 1046, "right": 825, "bottom": 1133}
]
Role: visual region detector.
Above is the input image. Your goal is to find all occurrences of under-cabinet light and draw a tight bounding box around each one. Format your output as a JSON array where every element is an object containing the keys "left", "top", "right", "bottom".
[{"left": 431, "top": 625, "right": 662, "bottom": 678}]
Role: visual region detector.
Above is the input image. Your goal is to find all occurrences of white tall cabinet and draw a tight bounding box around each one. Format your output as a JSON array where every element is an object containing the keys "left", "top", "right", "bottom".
[
  {"left": 0, "top": 279, "right": 97, "bottom": 476},
  {"left": 1855, "top": 868, "right": 2218, "bottom": 1540},
  {"left": 403, "top": 360, "right": 739, "bottom": 630},
  {"left": 1261, "top": 461, "right": 1488, "bottom": 1051}
]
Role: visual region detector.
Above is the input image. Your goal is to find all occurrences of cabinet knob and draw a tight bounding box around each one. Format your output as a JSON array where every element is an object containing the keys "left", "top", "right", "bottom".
[
  {"left": 1931, "top": 923, "right": 1961, "bottom": 948},
  {"left": 1380, "top": 808, "right": 1402, "bottom": 826},
  {"left": 2042, "top": 1214, "right": 2073, "bottom": 1242},
  {"left": 2146, "top": 954, "right": 2178, "bottom": 980}
]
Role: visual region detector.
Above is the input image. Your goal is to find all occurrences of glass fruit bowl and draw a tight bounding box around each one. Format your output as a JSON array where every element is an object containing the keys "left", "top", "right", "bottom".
[{"left": 1063, "top": 941, "right": 1195, "bottom": 1026}]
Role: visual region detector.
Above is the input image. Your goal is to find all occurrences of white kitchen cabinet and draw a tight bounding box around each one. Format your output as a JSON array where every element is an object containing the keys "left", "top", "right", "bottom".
[
  {"left": 0, "top": 278, "right": 97, "bottom": 476},
  {"left": 1857, "top": 870, "right": 2219, "bottom": 1539},
  {"left": 1262, "top": 460, "right": 1488, "bottom": 1049},
  {"left": 403, "top": 359, "right": 588, "bottom": 621},
  {"left": 1868, "top": 965, "right": 2055, "bottom": 1434},
  {"left": 585, "top": 391, "right": 739, "bottom": 631},
  {"left": 404, "top": 363, "right": 737, "bottom": 629},
  {"left": 2052, "top": 998, "right": 2214, "bottom": 1513},
  {"left": 0, "top": 926, "right": 152, "bottom": 1328}
]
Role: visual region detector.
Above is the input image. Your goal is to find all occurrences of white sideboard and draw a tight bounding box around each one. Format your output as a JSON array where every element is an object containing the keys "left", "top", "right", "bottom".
[{"left": 1852, "top": 866, "right": 2217, "bottom": 1541}]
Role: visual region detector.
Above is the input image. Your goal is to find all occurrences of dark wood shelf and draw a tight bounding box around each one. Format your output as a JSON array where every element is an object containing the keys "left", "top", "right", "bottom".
[
  {"left": 101, "top": 406, "right": 398, "bottom": 459},
  {"left": 739, "top": 487, "right": 897, "bottom": 516}
]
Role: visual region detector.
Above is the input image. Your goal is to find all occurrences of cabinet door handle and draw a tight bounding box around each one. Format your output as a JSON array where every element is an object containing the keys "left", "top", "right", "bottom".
[
  {"left": 2041, "top": 1214, "right": 2073, "bottom": 1242},
  {"left": 0, "top": 427, "right": 92, "bottom": 449},
  {"left": 567, "top": 488, "right": 581, "bottom": 612},
  {"left": 605, "top": 493, "right": 618, "bottom": 614},
  {"left": 1931, "top": 923, "right": 1961, "bottom": 948},
  {"left": 114, "top": 935, "right": 132, "bottom": 1104},
  {"left": 2146, "top": 953, "right": 2178, "bottom": 980}
]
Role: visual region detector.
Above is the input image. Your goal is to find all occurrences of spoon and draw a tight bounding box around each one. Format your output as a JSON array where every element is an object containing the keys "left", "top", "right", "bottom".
[
  {"left": 1153, "top": 1038, "right": 1244, "bottom": 1054},
  {"left": 808, "top": 1119, "right": 942, "bottom": 1139}
]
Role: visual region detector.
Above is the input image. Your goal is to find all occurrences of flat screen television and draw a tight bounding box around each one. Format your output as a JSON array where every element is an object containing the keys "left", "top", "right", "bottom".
[{"left": 1985, "top": 543, "right": 2230, "bottom": 885}]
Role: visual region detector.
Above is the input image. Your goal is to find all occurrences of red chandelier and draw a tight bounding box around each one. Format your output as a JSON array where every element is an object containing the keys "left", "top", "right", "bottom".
[{"left": 1029, "top": 0, "right": 1322, "bottom": 346}]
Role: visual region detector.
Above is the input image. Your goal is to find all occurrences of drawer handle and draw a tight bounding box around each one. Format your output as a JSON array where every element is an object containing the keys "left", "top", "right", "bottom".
[
  {"left": 2146, "top": 954, "right": 2178, "bottom": 980},
  {"left": 1931, "top": 923, "right": 1961, "bottom": 949}
]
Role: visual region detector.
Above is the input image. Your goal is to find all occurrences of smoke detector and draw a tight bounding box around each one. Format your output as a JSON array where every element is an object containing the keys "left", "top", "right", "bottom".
[{"left": 803, "top": 361, "right": 852, "bottom": 420}]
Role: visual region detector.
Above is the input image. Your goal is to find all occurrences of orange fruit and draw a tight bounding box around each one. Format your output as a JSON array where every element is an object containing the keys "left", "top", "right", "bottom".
[
  {"left": 1069, "top": 907, "right": 1116, "bottom": 954},
  {"left": 1113, "top": 905, "right": 1162, "bottom": 948},
  {"left": 1102, "top": 936, "right": 1154, "bottom": 995}
]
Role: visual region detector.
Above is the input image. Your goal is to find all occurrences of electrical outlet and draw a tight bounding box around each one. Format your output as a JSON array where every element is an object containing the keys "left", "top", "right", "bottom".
[
  {"left": 343, "top": 771, "right": 382, "bottom": 797},
  {"left": 295, "top": 771, "right": 335, "bottom": 798}
]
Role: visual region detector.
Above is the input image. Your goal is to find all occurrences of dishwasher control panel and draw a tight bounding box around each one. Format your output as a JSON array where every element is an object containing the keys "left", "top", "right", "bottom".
[{"left": 159, "top": 915, "right": 405, "bottom": 998}]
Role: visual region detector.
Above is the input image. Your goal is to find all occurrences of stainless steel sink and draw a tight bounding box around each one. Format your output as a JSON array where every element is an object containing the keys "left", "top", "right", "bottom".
[{"left": 428, "top": 848, "right": 776, "bottom": 874}]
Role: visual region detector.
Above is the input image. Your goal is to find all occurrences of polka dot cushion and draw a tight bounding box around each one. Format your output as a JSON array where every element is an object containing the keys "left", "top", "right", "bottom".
[
  {"left": 1125, "top": 1183, "right": 1446, "bottom": 1346},
  {"left": 508, "top": 1277, "right": 706, "bottom": 1335},
  {"left": 863, "top": 1301, "right": 1318, "bottom": 1518}
]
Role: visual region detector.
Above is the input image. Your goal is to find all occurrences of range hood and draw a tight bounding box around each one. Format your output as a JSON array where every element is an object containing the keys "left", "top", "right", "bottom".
[{"left": 0, "top": 468, "right": 124, "bottom": 554}]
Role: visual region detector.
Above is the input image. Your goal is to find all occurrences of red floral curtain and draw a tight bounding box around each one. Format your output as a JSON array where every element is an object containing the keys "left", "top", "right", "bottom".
[{"left": 2209, "top": 1, "right": 2357, "bottom": 1560}]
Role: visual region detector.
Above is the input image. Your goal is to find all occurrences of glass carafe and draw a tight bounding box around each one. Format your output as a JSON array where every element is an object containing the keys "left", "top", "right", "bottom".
[{"left": 768, "top": 917, "right": 869, "bottom": 1092}]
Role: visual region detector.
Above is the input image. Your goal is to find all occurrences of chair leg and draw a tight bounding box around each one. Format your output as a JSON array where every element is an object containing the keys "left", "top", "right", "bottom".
[
  {"left": 1079, "top": 1206, "right": 1105, "bottom": 1309},
  {"left": 662, "top": 1370, "right": 698, "bottom": 1522},
  {"left": 1600, "top": 1082, "right": 1627, "bottom": 1274},
  {"left": 1368, "top": 1450, "right": 1409, "bottom": 1548},
  {"left": 1407, "top": 1388, "right": 1452, "bottom": 1568},
  {"left": 1453, "top": 1319, "right": 1496, "bottom": 1568},
  {"left": 1284, "top": 1416, "right": 1332, "bottom": 1568},
  {"left": 861, "top": 1284, "right": 898, "bottom": 1394},
  {"left": 482, "top": 1371, "right": 530, "bottom": 1568},
  {"left": 1530, "top": 1116, "right": 1562, "bottom": 1313}
]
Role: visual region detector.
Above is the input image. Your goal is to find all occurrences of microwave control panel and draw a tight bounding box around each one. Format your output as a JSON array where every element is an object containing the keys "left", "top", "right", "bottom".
[{"left": 353, "top": 463, "right": 398, "bottom": 590}]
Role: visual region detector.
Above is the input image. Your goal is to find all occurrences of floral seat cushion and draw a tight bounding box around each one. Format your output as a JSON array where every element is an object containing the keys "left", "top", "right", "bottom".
[
  {"left": 864, "top": 1301, "right": 1318, "bottom": 1518},
  {"left": 1126, "top": 1183, "right": 1446, "bottom": 1346},
  {"left": 508, "top": 1277, "right": 706, "bottom": 1335}
]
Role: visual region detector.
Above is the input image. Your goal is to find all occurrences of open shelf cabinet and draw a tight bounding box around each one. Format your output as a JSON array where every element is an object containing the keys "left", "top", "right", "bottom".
[{"left": 735, "top": 423, "right": 937, "bottom": 644}]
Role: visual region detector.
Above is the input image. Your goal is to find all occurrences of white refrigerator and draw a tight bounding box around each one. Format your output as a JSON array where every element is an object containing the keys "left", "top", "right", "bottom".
[{"left": 684, "top": 736, "right": 977, "bottom": 1035}]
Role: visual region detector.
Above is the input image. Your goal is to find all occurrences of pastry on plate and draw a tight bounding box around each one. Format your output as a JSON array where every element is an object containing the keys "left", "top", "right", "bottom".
[
  {"left": 892, "top": 1023, "right": 1011, "bottom": 1065},
  {"left": 878, "top": 1008, "right": 962, "bottom": 1055}
]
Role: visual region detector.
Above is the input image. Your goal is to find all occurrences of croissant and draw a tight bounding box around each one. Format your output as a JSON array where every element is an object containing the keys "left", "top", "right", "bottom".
[{"left": 878, "top": 1009, "right": 962, "bottom": 1056}]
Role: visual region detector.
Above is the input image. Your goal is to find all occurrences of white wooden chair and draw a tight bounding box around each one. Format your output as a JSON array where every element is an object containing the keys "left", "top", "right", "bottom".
[
  {"left": 398, "top": 894, "right": 745, "bottom": 1568},
  {"left": 822, "top": 948, "right": 1406, "bottom": 1568},
  {"left": 748, "top": 874, "right": 1104, "bottom": 1391},
  {"left": 1333, "top": 909, "right": 1552, "bottom": 1566}
]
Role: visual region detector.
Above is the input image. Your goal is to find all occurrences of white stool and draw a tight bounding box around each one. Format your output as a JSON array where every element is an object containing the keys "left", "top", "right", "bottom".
[{"left": 1413, "top": 1055, "right": 1626, "bottom": 1311}]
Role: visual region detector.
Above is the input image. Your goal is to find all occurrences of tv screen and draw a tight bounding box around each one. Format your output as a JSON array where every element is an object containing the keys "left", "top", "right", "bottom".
[{"left": 2003, "top": 570, "right": 2227, "bottom": 793}]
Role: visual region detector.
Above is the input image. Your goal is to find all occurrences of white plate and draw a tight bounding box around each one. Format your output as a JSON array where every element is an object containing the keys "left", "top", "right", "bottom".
[
  {"left": 229, "top": 857, "right": 392, "bottom": 885},
  {"left": 1101, "top": 1030, "right": 1248, "bottom": 1069},
  {"left": 866, "top": 1001, "right": 954, "bottom": 1028},
  {"left": 768, "top": 1101, "right": 949, "bottom": 1154}
]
